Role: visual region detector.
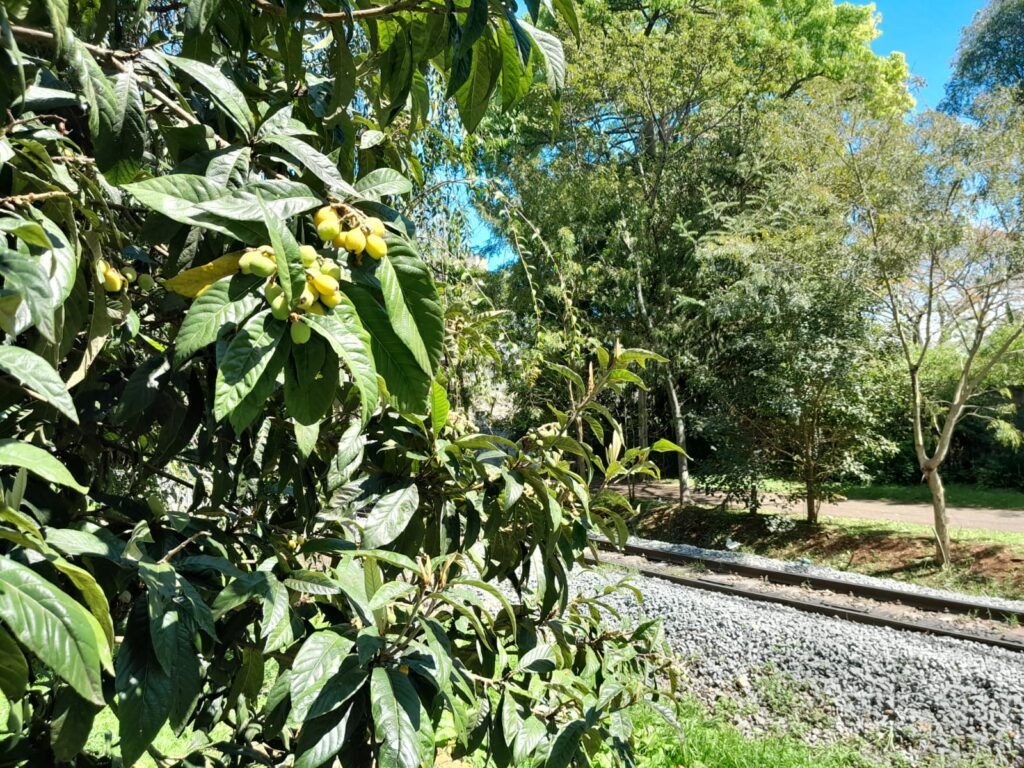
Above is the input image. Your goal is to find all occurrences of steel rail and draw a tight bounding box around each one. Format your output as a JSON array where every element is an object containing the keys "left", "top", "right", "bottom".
[
  {"left": 589, "top": 541, "right": 1024, "bottom": 654},
  {"left": 594, "top": 539, "right": 1024, "bottom": 623}
]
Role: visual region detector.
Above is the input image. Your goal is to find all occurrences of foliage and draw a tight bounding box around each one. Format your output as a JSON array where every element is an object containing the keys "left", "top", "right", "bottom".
[
  {"left": 943, "top": 0, "right": 1024, "bottom": 115},
  {"left": 475, "top": 0, "right": 912, "bottom": 500},
  {"left": 0, "top": 0, "right": 684, "bottom": 765}
]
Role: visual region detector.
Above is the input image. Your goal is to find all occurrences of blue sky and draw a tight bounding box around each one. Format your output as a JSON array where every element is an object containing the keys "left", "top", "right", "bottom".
[{"left": 870, "top": 0, "right": 986, "bottom": 111}]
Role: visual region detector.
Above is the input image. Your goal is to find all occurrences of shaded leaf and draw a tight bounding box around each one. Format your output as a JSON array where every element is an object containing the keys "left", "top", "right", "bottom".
[
  {"left": 0, "top": 346, "right": 78, "bottom": 422},
  {"left": 0, "top": 439, "right": 87, "bottom": 492},
  {"left": 0, "top": 556, "right": 107, "bottom": 705}
]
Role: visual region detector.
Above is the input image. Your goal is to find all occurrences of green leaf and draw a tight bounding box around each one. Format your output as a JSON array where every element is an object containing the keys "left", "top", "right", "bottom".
[
  {"left": 0, "top": 556, "right": 107, "bottom": 705},
  {"left": 344, "top": 549, "right": 420, "bottom": 572},
  {"left": 205, "top": 145, "right": 251, "bottom": 187},
  {"left": 168, "top": 618, "right": 201, "bottom": 732},
  {"left": 283, "top": 570, "right": 346, "bottom": 595},
  {"left": 174, "top": 274, "right": 262, "bottom": 365},
  {"left": 290, "top": 630, "right": 355, "bottom": 721},
  {"left": 0, "top": 346, "right": 78, "bottom": 422},
  {"left": 0, "top": 624, "right": 27, "bottom": 700},
  {"left": 360, "top": 130, "right": 385, "bottom": 149},
  {"left": 451, "top": 578, "right": 517, "bottom": 636},
  {"left": 228, "top": 647, "right": 264, "bottom": 711},
  {"left": 47, "top": 554, "right": 115, "bottom": 648},
  {"left": 545, "top": 719, "right": 586, "bottom": 768},
  {"left": 116, "top": 603, "right": 172, "bottom": 766},
  {"left": 50, "top": 686, "right": 100, "bottom": 761},
  {"left": 98, "top": 63, "right": 146, "bottom": 184},
  {"left": 123, "top": 173, "right": 222, "bottom": 218},
  {"left": 264, "top": 134, "right": 357, "bottom": 196},
  {"left": 35, "top": 212, "right": 78, "bottom": 307},
  {"left": 367, "top": 581, "right": 416, "bottom": 611},
  {"left": 0, "top": 439, "right": 87, "bottom": 492},
  {"left": 362, "top": 484, "right": 419, "bottom": 549},
  {"left": 521, "top": 20, "right": 565, "bottom": 93},
  {"left": 378, "top": 241, "right": 444, "bottom": 377},
  {"left": 371, "top": 667, "right": 423, "bottom": 768},
  {"left": 295, "top": 705, "right": 359, "bottom": 768},
  {"left": 515, "top": 643, "right": 557, "bottom": 674},
  {"left": 213, "top": 310, "right": 286, "bottom": 422},
  {"left": 430, "top": 381, "right": 449, "bottom": 434},
  {"left": 354, "top": 168, "right": 413, "bottom": 199},
  {"left": 257, "top": 193, "right": 306, "bottom": 308},
  {"left": 123, "top": 176, "right": 319, "bottom": 241},
  {"left": 44, "top": 0, "right": 69, "bottom": 45},
  {"left": 45, "top": 528, "right": 122, "bottom": 561},
  {"left": 497, "top": 21, "right": 528, "bottom": 111},
  {"left": 163, "top": 54, "right": 256, "bottom": 136},
  {"left": 550, "top": 0, "right": 580, "bottom": 42},
  {"left": 513, "top": 715, "right": 548, "bottom": 763},
  {"left": 304, "top": 304, "right": 379, "bottom": 422},
  {"left": 341, "top": 283, "right": 430, "bottom": 412},
  {"left": 285, "top": 338, "right": 339, "bottom": 425},
  {"left": 650, "top": 438, "right": 687, "bottom": 455},
  {"left": 63, "top": 34, "right": 116, "bottom": 148},
  {"left": 0, "top": 217, "right": 51, "bottom": 248},
  {"left": 0, "top": 248, "right": 54, "bottom": 341},
  {"left": 228, "top": 334, "right": 289, "bottom": 433},
  {"left": 455, "top": 41, "right": 497, "bottom": 133},
  {"left": 261, "top": 575, "right": 294, "bottom": 652}
]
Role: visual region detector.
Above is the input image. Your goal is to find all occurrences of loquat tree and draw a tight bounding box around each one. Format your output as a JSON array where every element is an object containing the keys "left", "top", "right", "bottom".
[{"left": 0, "top": 0, "right": 678, "bottom": 765}]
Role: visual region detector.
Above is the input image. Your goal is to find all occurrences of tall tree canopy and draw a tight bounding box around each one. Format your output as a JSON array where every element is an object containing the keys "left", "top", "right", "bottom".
[
  {"left": 476, "top": 0, "right": 911, "bottom": 501},
  {"left": 943, "top": 0, "right": 1024, "bottom": 114}
]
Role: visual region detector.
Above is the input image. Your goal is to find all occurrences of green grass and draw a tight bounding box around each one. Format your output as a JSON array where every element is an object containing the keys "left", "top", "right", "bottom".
[
  {"left": 695, "top": 476, "right": 1024, "bottom": 510},
  {"left": 811, "top": 512, "right": 1024, "bottom": 547},
  {"left": 591, "top": 701, "right": 995, "bottom": 768},
  {"left": 83, "top": 698, "right": 891, "bottom": 768},
  {"left": 85, "top": 707, "right": 231, "bottom": 765},
  {"left": 840, "top": 482, "right": 1024, "bottom": 510}
]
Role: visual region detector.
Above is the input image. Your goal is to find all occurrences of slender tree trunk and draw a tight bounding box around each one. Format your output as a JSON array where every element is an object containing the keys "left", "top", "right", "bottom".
[
  {"left": 909, "top": 367, "right": 954, "bottom": 567},
  {"left": 638, "top": 388, "right": 649, "bottom": 447},
  {"left": 804, "top": 464, "right": 818, "bottom": 525},
  {"left": 629, "top": 244, "right": 690, "bottom": 504},
  {"left": 924, "top": 466, "right": 951, "bottom": 567},
  {"left": 664, "top": 375, "right": 690, "bottom": 503}
]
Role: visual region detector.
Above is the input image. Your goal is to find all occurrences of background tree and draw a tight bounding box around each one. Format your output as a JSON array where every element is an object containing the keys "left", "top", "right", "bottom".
[
  {"left": 943, "top": 0, "right": 1024, "bottom": 115},
  {"left": 820, "top": 96, "right": 1024, "bottom": 565},
  {"left": 475, "top": 0, "right": 912, "bottom": 502},
  {"left": 686, "top": 232, "right": 898, "bottom": 523}
]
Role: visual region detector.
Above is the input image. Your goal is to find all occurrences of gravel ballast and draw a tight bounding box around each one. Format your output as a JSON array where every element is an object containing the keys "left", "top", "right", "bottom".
[{"left": 573, "top": 562, "right": 1024, "bottom": 766}]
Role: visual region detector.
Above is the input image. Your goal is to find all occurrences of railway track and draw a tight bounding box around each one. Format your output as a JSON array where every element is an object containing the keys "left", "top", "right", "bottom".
[{"left": 590, "top": 539, "right": 1024, "bottom": 654}]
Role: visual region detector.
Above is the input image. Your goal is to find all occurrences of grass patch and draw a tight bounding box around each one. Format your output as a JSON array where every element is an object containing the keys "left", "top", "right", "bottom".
[
  {"left": 634, "top": 502, "right": 1024, "bottom": 602},
  {"left": 691, "top": 476, "right": 1024, "bottom": 510},
  {"left": 85, "top": 707, "right": 231, "bottom": 765},
  {"left": 592, "top": 700, "right": 992, "bottom": 768},
  {"left": 840, "top": 483, "right": 1024, "bottom": 510}
]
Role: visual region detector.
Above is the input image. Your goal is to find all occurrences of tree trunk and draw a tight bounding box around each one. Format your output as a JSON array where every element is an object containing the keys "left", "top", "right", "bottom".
[
  {"left": 664, "top": 375, "right": 690, "bottom": 503},
  {"left": 924, "top": 466, "right": 951, "bottom": 567},
  {"left": 804, "top": 461, "right": 819, "bottom": 524},
  {"left": 629, "top": 246, "right": 689, "bottom": 504},
  {"left": 638, "top": 388, "right": 649, "bottom": 447}
]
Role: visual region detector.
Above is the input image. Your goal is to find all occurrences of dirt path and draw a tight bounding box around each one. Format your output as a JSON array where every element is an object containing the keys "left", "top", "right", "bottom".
[{"left": 622, "top": 485, "right": 1024, "bottom": 534}]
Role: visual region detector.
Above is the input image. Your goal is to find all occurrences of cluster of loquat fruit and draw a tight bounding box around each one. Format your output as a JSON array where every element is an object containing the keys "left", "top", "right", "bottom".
[
  {"left": 238, "top": 243, "right": 345, "bottom": 345},
  {"left": 94, "top": 259, "right": 155, "bottom": 292},
  {"left": 312, "top": 205, "right": 388, "bottom": 261}
]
